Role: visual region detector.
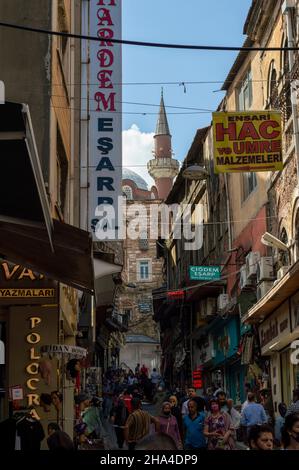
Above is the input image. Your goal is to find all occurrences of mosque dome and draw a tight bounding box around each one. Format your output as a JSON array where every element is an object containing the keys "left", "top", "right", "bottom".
[{"left": 122, "top": 167, "right": 148, "bottom": 190}]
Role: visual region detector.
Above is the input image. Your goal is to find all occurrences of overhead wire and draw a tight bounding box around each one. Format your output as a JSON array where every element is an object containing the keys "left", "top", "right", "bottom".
[{"left": 1, "top": 21, "right": 299, "bottom": 51}]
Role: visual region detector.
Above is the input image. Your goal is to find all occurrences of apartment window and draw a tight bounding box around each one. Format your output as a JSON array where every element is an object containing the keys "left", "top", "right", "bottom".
[
  {"left": 267, "top": 61, "right": 277, "bottom": 106},
  {"left": 242, "top": 172, "right": 257, "bottom": 202},
  {"left": 124, "top": 309, "right": 132, "bottom": 321},
  {"left": 57, "top": 1, "right": 70, "bottom": 96},
  {"left": 139, "top": 231, "right": 149, "bottom": 251},
  {"left": 123, "top": 185, "right": 133, "bottom": 200},
  {"left": 137, "top": 260, "right": 151, "bottom": 281},
  {"left": 238, "top": 69, "right": 253, "bottom": 111},
  {"left": 56, "top": 128, "right": 68, "bottom": 218}
]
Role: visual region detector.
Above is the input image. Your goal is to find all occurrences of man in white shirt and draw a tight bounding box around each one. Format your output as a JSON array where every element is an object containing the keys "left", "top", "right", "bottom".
[
  {"left": 150, "top": 368, "right": 161, "bottom": 387},
  {"left": 181, "top": 388, "right": 197, "bottom": 417}
]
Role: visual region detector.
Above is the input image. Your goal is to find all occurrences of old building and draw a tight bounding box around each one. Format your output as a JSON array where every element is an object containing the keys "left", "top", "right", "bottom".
[
  {"left": 0, "top": 0, "right": 90, "bottom": 443},
  {"left": 117, "top": 93, "right": 179, "bottom": 372},
  {"left": 154, "top": 0, "right": 299, "bottom": 410}
]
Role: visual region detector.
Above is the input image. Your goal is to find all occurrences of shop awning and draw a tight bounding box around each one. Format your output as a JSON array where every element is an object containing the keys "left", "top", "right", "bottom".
[
  {"left": 0, "top": 218, "right": 94, "bottom": 293},
  {"left": 243, "top": 260, "right": 299, "bottom": 324},
  {"left": 0, "top": 102, "right": 53, "bottom": 248},
  {"left": 0, "top": 102, "right": 95, "bottom": 293},
  {"left": 41, "top": 344, "right": 87, "bottom": 359}
]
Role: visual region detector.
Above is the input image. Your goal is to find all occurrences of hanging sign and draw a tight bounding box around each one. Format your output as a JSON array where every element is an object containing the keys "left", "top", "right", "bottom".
[
  {"left": 189, "top": 265, "right": 221, "bottom": 281},
  {"left": 213, "top": 111, "right": 282, "bottom": 173},
  {"left": 41, "top": 344, "right": 87, "bottom": 359},
  {"left": 89, "top": 0, "right": 122, "bottom": 240}
]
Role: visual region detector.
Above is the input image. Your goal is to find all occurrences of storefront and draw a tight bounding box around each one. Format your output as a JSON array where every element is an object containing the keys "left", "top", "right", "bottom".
[
  {"left": 0, "top": 260, "right": 59, "bottom": 444},
  {"left": 210, "top": 316, "right": 246, "bottom": 403},
  {"left": 258, "top": 296, "right": 299, "bottom": 413}
]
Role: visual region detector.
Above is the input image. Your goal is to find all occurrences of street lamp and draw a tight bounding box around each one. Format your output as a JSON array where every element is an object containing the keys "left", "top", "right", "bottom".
[
  {"left": 182, "top": 165, "right": 209, "bottom": 181},
  {"left": 261, "top": 232, "right": 289, "bottom": 251}
]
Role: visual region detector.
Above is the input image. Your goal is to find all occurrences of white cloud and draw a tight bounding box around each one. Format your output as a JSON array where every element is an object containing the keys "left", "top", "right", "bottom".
[{"left": 122, "top": 124, "right": 155, "bottom": 188}]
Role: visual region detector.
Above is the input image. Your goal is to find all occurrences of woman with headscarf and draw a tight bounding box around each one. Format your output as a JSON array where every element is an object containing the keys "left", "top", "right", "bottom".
[{"left": 157, "top": 402, "right": 182, "bottom": 449}]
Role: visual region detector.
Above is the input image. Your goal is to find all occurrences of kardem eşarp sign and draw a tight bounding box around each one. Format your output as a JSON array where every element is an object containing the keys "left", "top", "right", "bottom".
[{"left": 89, "top": 1, "right": 122, "bottom": 240}]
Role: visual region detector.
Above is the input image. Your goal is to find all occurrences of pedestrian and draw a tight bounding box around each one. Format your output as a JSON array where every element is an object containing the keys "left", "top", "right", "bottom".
[
  {"left": 135, "top": 363, "right": 140, "bottom": 375},
  {"left": 158, "top": 402, "right": 182, "bottom": 449},
  {"left": 150, "top": 368, "right": 161, "bottom": 389},
  {"left": 216, "top": 391, "right": 229, "bottom": 413},
  {"left": 141, "top": 364, "right": 149, "bottom": 377},
  {"left": 248, "top": 424, "right": 274, "bottom": 450},
  {"left": 274, "top": 402, "right": 287, "bottom": 446},
  {"left": 204, "top": 398, "right": 236, "bottom": 450},
  {"left": 227, "top": 398, "right": 241, "bottom": 430},
  {"left": 240, "top": 392, "right": 268, "bottom": 442},
  {"left": 181, "top": 387, "right": 197, "bottom": 417},
  {"left": 169, "top": 395, "right": 183, "bottom": 438},
  {"left": 110, "top": 397, "right": 128, "bottom": 449},
  {"left": 120, "top": 389, "right": 133, "bottom": 415},
  {"left": 47, "top": 423, "right": 74, "bottom": 451},
  {"left": 286, "top": 388, "right": 299, "bottom": 416},
  {"left": 124, "top": 397, "right": 159, "bottom": 451},
  {"left": 183, "top": 399, "right": 206, "bottom": 450},
  {"left": 281, "top": 413, "right": 299, "bottom": 450}
]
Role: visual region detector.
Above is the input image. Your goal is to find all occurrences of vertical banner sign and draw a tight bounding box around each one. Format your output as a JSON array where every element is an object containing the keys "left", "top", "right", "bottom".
[
  {"left": 89, "top": 0, "right": 122, "bottom": 240},
  {"left": 212, "top": 111, "right": 282, "bottom": 173}
]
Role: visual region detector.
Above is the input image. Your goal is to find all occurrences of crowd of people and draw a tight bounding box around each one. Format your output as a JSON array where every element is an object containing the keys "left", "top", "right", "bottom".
[{"left": 45, "top": 365, "right": 299, "bottom": 451}]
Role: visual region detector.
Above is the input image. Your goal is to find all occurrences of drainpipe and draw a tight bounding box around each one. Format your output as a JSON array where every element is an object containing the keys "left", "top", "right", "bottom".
[
  {"left": 224, "top": 174, "right": 232, "bottom": 250},
  {"left": 282, "top": 0, "right": 299, "bottom": 183}
]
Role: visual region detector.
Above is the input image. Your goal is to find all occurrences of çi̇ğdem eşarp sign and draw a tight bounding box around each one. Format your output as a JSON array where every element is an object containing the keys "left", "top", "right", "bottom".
[
  {"left": 213, "top": 111, "right": 283, "bottom": 173},
  {"left": 89, "top": 0, "right": 122, "bottom": 240}
]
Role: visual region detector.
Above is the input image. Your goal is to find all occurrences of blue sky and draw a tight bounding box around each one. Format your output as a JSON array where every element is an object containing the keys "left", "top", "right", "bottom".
[{"left": 121, "top": 0, "right": 252, "bottom": 185}]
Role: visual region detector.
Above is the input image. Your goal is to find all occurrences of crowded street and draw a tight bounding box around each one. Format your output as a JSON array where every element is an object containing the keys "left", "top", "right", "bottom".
[{"left": 1, "top": 0, "right": 299, "bottom": 461}]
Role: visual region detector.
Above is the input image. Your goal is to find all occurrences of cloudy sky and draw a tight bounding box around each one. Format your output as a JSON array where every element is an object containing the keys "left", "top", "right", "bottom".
[
  {"left": 122, "top": 124, "right": 155, "bottom": 187},
  {"left": 122, "top": 0, "right": 251, "bottom": 186}
]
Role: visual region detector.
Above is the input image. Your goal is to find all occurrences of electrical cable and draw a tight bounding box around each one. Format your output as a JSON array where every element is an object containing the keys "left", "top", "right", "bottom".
[{"left": 1, "top": 21, "right": 299, "bottom": 52}]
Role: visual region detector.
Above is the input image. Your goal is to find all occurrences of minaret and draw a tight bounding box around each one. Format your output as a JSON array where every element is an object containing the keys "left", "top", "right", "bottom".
[{"left": 147, "top": 90, "right": 179, "bottom": 199}]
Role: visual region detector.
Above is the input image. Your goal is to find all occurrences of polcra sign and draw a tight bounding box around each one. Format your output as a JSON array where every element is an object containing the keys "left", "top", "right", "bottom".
[{"left": 89, "top": 0, "right": 122, "bottom": 240}]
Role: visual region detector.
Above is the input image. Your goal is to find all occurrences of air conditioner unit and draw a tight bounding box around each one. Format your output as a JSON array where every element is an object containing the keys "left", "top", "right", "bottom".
[
  {"left": 256, "top": 280, "right": 273, "bottom": 300},
  {"left": 217, "top": 293, "right": 229, "bottom": 311},
  {"left": 276, "top": 265, "right": 290, "bottom": 280},
  {"left": 246, "top": 252, "right": 260, "bottom": 279},
  {"left": 240, "top": 265, "right": 254, "bottom": 290},
  {"left": 257, "top": 257, "right": 274, "bottom": 282}
]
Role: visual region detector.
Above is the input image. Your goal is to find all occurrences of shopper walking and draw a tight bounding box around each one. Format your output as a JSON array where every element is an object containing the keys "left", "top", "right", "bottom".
[
  {"left": 204, "top": 399, "right": 235, "bottom": 450},
  {"left": 158, "top": 402, "right": 182, "bottom": 449},
  {"left": 183, "top": 399, "right": 206, "bottom": 450}
]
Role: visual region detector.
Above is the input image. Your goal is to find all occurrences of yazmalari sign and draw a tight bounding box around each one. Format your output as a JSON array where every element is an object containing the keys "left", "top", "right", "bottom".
[{"left": 212, "top": 111, "right": 282, "bottom": 173}]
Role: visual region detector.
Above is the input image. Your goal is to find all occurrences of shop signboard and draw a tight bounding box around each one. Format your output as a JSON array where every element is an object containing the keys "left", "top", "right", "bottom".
[
  {"left": 189, "top": 265, "right": 221, "bottom": 281},
  {"left": 258, "top": 301, "right": 290, "bottom": 355},
  {"left": 89, "top": 0, "right": 122, "bottom": 240},
  {"left": 0, "top": 260, "right": 57, "bottom": 305},
  {"left": 213, "top": 317, "right": 240, "bottom": 365},
  {"left": 213, "top": 111, "right": 282, "bottom": 173}
]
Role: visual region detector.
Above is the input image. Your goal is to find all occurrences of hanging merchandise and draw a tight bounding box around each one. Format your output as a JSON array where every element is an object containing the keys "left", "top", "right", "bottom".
[
  {"left": 38, "top": 358, "right": 53, "bottom": 385},
  {"left": 241, "top": 335, "right": 254, "bottom": 365}
]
